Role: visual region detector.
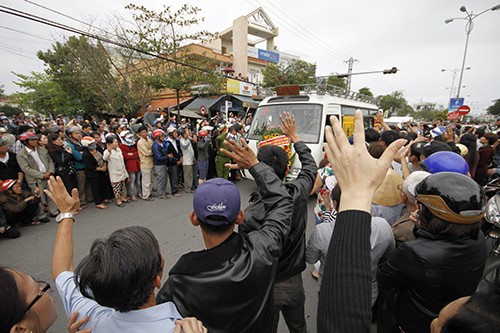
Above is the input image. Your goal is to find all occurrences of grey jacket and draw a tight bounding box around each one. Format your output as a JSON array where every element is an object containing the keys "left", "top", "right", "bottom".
[
  {"left": 306, "top": 211, "right": 395, "bottom": 305},
  {"left": 16, "top": 146, "right": 55, "bottom": 185}
]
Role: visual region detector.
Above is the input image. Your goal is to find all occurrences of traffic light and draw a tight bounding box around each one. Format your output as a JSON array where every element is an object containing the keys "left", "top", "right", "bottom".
[{"left": 383, "top": 67, "right": 398, "bottom": 74}]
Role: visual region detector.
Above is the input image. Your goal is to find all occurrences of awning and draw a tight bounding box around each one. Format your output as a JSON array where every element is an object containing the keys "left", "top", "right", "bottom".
[
  {"left": 170, "top": 109, "right": 204, "bottom": 119},
  {"left": 184, "top": 96, "right": 224, "bottom": 111},
  {"left": 232, "top": 94, "right": 261, "bottom": 108}
]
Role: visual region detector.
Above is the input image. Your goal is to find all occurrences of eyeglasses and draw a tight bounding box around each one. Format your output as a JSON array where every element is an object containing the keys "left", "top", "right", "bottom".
[{"left": 25, "top": 281, "right": 51, "bottom": 313}]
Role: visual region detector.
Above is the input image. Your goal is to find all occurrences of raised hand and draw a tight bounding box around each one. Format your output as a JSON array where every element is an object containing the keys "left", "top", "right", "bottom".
[
  {"left": 44, "top": 176, "right": 80, "bottom": 214},
  {"left": 279, "top": 112, "right": 299, "bottom": 143},
  {"left": 221, "top": 138, "right": 259, "bottom": 170},
  {"left": 324, "top": 110, "right": 406, "bottom": 212}
]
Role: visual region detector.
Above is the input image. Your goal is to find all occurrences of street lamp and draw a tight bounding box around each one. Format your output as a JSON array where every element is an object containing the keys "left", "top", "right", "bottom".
[
  {"left": 445, "top": 4, "right": 500, "bottom": 99},
  {"left": 441, "top": 67, "right": 470, "bottom": 103}
]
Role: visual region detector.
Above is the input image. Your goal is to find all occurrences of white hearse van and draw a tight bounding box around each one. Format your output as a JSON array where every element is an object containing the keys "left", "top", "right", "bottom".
[{"left": 245, "top": 87, "right": 379, "bottom": 179}]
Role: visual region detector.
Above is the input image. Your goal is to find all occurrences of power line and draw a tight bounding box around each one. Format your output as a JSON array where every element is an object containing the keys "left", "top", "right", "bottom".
[
  {"left": 257, "top": 0, "right": 351, "bottom": 60},
  {"left": 0, "top": 4, "right": 216, "bottom": 75},
  {"left": 0, "top": 25, "right": 53, "bottom": 42},
  {"left": 249, "top": 0, "right": 402, "bottom": 94},
  {"left": 23, "top": 0, "right": 120, "bottom": 38},
  {"left": 0, "top": 45, "right": 37, "bottom": 60},
  {"left": 245, "top": 0, "right": 346, "bottom": 63}
]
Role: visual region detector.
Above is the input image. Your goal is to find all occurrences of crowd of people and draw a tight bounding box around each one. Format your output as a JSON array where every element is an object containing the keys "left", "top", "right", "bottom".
[
  {"left": 0, "top": 107, "right": 252, "bottom": 239},
  {"left": 1, "top": 107, "right": 500, "bottom": 333}
]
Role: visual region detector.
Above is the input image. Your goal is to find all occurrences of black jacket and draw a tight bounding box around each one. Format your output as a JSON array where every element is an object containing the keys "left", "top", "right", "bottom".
[
  {"left": 82, "top": 150, "right": 102, "bottom": 178},
  {"left": 377, "top": 228, "right": 487, "bottom": 333},
  {"left": 156, "top": 163, "right": 293, "bottom": 333},
  {"left": 165, "top": 138, "right": 182, "bottom": 167},
  {"left": 239, "top": 141, "right": 317, "bottom": 282},
  {"left": 0, "top": 152, "right": 21, "bottom": 180},
  {"left": 48, "top": 149, "right": 75, "bottom": 178}
]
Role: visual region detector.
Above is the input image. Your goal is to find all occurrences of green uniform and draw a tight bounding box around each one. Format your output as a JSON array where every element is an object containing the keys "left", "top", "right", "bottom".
[{"left": 216, "top": 132, "right": 230, "bottom": 179}]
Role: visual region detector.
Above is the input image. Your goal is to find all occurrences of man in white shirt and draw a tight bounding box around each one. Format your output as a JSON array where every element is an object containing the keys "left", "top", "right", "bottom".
[
  {"left": 179, "top": 129, "right": 196, "bottom": 193},
  {"left": 46, "top": 176, "right": 205, "bottom": 333}
]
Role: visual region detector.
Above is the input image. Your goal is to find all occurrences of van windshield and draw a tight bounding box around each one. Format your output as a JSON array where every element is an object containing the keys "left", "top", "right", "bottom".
[{"left": 247, "top": 104, "right": 323, "bottom": 144}]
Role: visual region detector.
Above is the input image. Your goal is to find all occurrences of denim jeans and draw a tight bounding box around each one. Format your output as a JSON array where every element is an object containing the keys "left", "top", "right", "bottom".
[{"left": 127, "top": 171, "right": 141, "bottom": 196}]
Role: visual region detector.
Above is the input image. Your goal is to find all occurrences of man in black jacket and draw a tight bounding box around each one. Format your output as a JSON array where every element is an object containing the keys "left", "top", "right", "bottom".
[
  {"left": 156, "top": 138, "right": 293, "bottom": 333},
  {"left": 239, "top": 112, "right": 316, "bottom": 333}
]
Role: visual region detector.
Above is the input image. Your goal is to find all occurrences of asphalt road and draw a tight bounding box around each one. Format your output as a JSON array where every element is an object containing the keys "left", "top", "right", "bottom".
[{"left": 0, "top": 179, "right": 319, "bottom": 333}]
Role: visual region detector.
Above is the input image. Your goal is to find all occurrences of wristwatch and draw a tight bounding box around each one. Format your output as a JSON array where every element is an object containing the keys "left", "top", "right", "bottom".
[{"left": 55, "top": 212, "right": 75, "bottom": 223}]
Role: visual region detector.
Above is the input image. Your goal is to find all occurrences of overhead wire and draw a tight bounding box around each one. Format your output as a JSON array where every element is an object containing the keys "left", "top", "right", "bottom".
[
  {"left": 244, "top": 0, "right": 346, "bottom": 64},
  {"left": 23, "top": 0, "right": 123, "bottom": 39},
  {"left": 248, "top": 0, "right": 401, "bottom": 93},
  {"left": 0, "top": 25, "right": 53, "bottom": 42},
  {"left": 257, "top": 0, "right": 350, "bottom": 60},
  {"left": 0, "top": 4, "right": 217, "bottom": 75}
]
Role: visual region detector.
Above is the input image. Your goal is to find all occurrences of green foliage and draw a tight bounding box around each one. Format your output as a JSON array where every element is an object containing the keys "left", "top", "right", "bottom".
[
  {"left": 326, "top": 76, "right": 347, "bottom": 90},
  {"left": 377, "top": 90, "right": 413, "bottom": 117},
  {"left": 125, "top": 3, "right": 222, "bottom": 95},
  {"left": 0, "top": 105, "right": 22, "bottom": 117},
  {"left": 487, "top": 99, "right": 500, "bottom": 116},
  {"left": 0, "top": 85, "right": 5, "bottom": 99},
  {"left": 13, "top": 72, "right": 80, "bottom": 116},
  {"left": 262, "top": 59, "right": 316, "bottom": 88},
  {"left": 37, "top": 36, "right": 112, "bottom": 114},
  {"left": 358, "top": 87, "right": 373, "bottom": 98},
  {"left": 414, "top": 108, "right": 448, "bottom": 121}
]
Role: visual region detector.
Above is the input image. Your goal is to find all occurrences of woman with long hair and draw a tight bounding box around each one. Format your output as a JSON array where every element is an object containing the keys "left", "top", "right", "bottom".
[
  {"left": 459, "top": 133, "right": 479, "bottom": 178},
  {"left": 47, "top": 133, "right": 77, "bottom": 193}
]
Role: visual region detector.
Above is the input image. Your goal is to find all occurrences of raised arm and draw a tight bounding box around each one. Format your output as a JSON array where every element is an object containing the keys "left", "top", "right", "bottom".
[
  {"left": 45, "top": 176, "right": 80, "bottom": 281},
  {"left": 317, "top": 110, "right": 405, "bottom": 333},
  {"left": 280, "top": 112, "right": 317, "bottom": 194},
  {"left": 221, "top": 138, "right": 293, "bottom": 253}
]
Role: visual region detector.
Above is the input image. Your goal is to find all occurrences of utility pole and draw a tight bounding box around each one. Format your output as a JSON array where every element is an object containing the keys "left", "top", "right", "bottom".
[{"left": 344, "top": 57, "right": 358, "bottom": 91}]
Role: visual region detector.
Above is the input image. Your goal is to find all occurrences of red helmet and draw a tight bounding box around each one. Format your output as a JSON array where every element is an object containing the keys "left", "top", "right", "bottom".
[
  {"left": 152, "top": 129, "right": 165, "bottom": 139},
  {"left": 0, "top": 179, "right": 17, "bottom": 192},
  {"left": 19, "top": 132, "right": 37, "bottom": 141},
  {"left": 198, "top": 130, "right": 208, "bottom": 137}
]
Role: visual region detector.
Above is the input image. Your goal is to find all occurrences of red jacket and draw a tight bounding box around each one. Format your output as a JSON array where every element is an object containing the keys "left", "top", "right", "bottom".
[{"left": 119, "top": 144, "right": 141, "bottom": 173}]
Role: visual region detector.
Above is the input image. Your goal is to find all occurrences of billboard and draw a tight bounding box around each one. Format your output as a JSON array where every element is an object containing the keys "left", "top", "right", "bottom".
[
  {"left": 248, "top": 47, "right": 280, "bottom": 63},
  {"left": 226, "top": 78, "right": 256, "bottom": 96},
  {"left": 258, "top": 49, "right": 280, "bottom": 63}
]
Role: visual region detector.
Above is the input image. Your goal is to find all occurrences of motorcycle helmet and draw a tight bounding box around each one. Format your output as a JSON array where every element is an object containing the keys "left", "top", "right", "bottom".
[
  {"left": 19, "top": 132, "right": 37, "bottom": 142},
  {"left": 415, "top": 172, "right": 485, "bottom": 224},
  {"left": 422, "top": 151, "right": 469, "bottom": 175},
  {"left": 119, "top": 130, "right": 135, "bottom": 146},
  {"left": 81, "top": 136, "right": 96, "bottom": 148},
  {"left": 152, "top": 129, "right": 165, "bottom": 139}
]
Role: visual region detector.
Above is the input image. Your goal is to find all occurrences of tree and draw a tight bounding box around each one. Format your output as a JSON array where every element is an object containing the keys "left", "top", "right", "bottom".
[
  {"left": 0, "top": 85, "right": 5, "bottom": 99},
  {"left": 326, "top": 76, "right": 347, "bottom": 90},
  {"left": 414, "top": 108, "right": 448, "bottom": 121},
  {"left": 262, "top": 59, "right": 316, "bottom": 88},
  {"left": 13, "top": 71, "right": 80, "bottom": 116},
  {"left": 487, "top": 99, "right": 500, "bottom": 116},
  {"left": 377, "top": 90, "right": 413, "bottom": 117},
  {"left": 358, "top": 87, "right": 373, "bottom": 98},
  {"left": 125, "top": 3, "right": 223, "bottom": 116}
]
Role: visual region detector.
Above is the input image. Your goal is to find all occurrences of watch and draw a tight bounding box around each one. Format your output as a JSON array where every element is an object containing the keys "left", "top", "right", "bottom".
[{"left": 55, "top": 212, "right": 75, "bottom": 223}]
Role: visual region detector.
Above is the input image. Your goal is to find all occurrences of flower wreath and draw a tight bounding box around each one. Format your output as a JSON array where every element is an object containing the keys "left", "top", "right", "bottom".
[{"left": 257, "top": 128, "right": 296, "bottom": 167}]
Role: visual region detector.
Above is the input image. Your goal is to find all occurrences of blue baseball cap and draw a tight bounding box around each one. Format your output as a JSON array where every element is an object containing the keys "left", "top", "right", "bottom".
[{"left": 193, "top": 178, "right": 241, "bottom": 225}]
